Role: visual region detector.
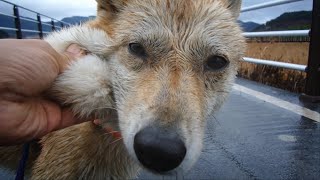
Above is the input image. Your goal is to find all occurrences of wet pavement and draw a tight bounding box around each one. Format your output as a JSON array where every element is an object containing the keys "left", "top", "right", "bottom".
[
  {"left": 138, "top": 78, "right": 320, "bottom": 180},
  {"left": 1, "top": 78, "right": 319, "bottom": 180}
]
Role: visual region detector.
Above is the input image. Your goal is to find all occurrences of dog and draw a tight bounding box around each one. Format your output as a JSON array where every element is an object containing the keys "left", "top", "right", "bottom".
[{"left": 0, "top": 0, "right": 245, "bottom": 179}]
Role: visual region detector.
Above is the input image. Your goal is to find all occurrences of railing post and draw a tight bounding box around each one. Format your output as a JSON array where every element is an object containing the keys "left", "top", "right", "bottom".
[
  {"left": 51, "top": 19, "right": 55, "bottom": 31},
  {"left": 13, "top": 5, "right": 22, "bottom": 39},
  {"left": 302, "top": 0, "right": 320, "bottom": 102},
  {"left": 37, "top": 14, "right": 43, "bottom": 39}
]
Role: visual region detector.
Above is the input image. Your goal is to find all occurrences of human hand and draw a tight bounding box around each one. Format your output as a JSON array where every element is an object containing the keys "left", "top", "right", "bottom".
[{"left": 0, "top": 39, "right": 88, "bottom": 145}]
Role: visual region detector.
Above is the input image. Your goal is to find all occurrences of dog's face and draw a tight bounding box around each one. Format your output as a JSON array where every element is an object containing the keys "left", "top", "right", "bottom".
[
  {"left": 91, "top": 0, "right": 245, "bottom": 174},
  {"left": 91, "top": 0, "right": 245, "bottom": 173}
]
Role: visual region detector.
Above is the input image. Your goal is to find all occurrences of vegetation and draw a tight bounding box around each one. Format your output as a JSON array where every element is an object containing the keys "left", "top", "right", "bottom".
[
  {"left": 239, "top": 42, "right": 309, "bottom": 93},
  {"left": 253, "top": 11, "right": 311, "bottom": 31}
]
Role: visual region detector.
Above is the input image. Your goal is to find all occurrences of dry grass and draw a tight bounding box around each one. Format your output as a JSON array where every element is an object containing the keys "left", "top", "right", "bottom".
[{"left": 238, "top": 41, "right": 309, "bottom": 93}]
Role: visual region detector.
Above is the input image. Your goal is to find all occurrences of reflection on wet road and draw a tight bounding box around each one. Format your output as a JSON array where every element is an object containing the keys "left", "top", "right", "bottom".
[{"left": 139, "top": 78, "right": 320, "bottom": 180}]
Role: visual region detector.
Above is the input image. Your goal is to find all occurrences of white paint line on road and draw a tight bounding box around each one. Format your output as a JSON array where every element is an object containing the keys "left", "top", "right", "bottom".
[
  {"left": 233, "top": 84, "right": 320, "bottom": 123},
  {"left": 278, "top": 135, "right": 297, "bottom": 142}
]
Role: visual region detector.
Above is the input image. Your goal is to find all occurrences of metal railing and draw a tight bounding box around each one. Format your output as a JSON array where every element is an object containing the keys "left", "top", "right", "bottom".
[
  {"left": 240, "top": 0, "right": 320, "bottom": 98},
  {"left": 241, "top": 0, "right": 308, "bottom": 71},
  {"left": 0, "top": 0, "right": 318, "bottom": 98},
  {"left": 243, "top": 57, "right": 307, "bottom": 72},
  {"left": 241, "top": 0, "right": 303, "bottom": 12},
  {"left": 0, "top": 0, "right": 71, "bottom": 39},
  {"left": 243, "top": 30, "right": 309, "bottom": 38}
]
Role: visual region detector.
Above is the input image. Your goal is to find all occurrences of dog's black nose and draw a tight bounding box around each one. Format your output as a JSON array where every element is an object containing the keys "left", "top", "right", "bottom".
[{"left": 134, "top": 126, "right": 186, "bottom": 173}]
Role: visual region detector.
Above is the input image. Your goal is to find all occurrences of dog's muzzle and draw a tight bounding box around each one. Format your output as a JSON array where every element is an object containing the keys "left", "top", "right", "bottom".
[{"left": 133, "top": 125, "right": 186, "bottom": 173}]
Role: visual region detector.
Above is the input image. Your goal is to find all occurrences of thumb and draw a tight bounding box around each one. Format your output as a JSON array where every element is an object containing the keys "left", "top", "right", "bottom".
[
  {"left": 58, "top": 44, "right": 88, "bottom": 73},
  {"left": 58, "top": 108, "right": 91, "bottom": 130}
]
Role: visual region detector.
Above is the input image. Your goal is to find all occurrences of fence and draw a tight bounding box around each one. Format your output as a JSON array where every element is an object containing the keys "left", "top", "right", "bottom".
[
  {"left": 0, "top": 0, "right": 71, "bottom": 39},
  {"left": 0, "top": 0, "right": 318, "bottom": 99},
  {"left": 241, "top": 0, "right": 320, "bottom": 99},
  {"left": 246, "top": 36, "right": 310, "bottom": 43}
]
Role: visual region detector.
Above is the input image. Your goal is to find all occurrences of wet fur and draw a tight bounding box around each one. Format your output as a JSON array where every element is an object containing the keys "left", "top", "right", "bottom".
[{"left": 0, "top": 0, "right": 245, "bottom": 179}]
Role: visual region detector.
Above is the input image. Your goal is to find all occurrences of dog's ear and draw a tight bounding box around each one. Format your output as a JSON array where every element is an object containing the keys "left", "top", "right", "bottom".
[
  {"left": 96, "top": 0, "right": 128, "bottom": 20},
  {"left": 224, "top": 0, "right": 242, "bottom": 18}
]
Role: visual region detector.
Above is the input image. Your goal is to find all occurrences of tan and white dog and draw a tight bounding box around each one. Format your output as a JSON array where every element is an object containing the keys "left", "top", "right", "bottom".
[{"left": 0, "top": 0, "right": 245, "bottom": 179}]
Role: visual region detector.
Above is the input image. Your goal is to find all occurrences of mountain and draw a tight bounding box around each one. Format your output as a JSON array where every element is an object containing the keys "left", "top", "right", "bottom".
[
  {"left": 239, "top": 11, "right": 311, "bottom": 32},
  {"left": 253, "top": 11, "right": 312, "bottom": 31},
  {"left": 0, "top": 11, "right": 313, "bottom": 38},
  {"left": 0, "top": 15, "right": 95, "bottom": 38},
  {"left": 238, "top": 21, "right": 261, "bottom": 32},
  {"left": 61, "top": 16, "right": 96, "bottom": 25}
]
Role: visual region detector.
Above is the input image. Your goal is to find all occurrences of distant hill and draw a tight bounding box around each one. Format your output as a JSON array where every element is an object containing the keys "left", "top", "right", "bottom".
[
  {"left": 253, "top": 11, "right": 311, "bottom": 31},
  {"left": 0, "top": 10, "right": 313, "bottom": 38},
  {"left": 0, "top": 15, "right": 95, "bottom": 38},
  {"left": 61, "top": 16, "right": 95, "bottom": 25},
  {"left": 239, "top": 21, "right": 261, "bottom": 32}
]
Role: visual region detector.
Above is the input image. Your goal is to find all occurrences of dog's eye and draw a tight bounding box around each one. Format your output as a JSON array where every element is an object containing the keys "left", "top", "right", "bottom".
[
  {"left": 129, "top": 43, "right": 146, "bottom": 57},
  {"left": 205, "top": 55, "right": 229, "bottom": 71}
]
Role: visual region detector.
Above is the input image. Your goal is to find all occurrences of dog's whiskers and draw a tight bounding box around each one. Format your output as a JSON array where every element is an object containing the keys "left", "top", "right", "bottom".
[
  {"left": 103, "top": 131, "right": 119, "bottom": 135},
  {"left": 92, "top": 106, "right": 118, "bottom": 111},
  {"left": 108, "top": 138, "right": 123, "bottom": 146}
]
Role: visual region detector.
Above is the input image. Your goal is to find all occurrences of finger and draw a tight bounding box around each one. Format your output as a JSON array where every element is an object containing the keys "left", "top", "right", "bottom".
[
  {"left": 0, "top": 40, "right": 62, "bottom": 96},
  {"left": 58, "top": 44, "right": 88, "bottom": 73},
  {"left": 93, "top": 119, "right": 102, "bottom": 126},
  {"left": 65, "top": 44, "right": 88, "bottom": 58},
  {"left": 59, "top": 108, "right": 91, "bottom": 129},
  {"left": 42, "top": 102, "right": 91, "bottom": 134}
]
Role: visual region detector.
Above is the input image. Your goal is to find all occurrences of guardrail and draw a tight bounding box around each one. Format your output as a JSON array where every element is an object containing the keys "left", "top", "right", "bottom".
[
  {"left": 0, "top": 0, "right": 71, "bottom": 39},
  {"left": 243, "top": 57, "right": 307, "bottom": 72},
  {"left": 0, "top": 0, "right": 318, "bottom": 98},
  {"left": 241, "top": 0, "right": 319, "bottom": 98},
  {"left": 241, "top": 0, "right": 303, "bottom": 12},
  {"left": 243, "top": 30, "right": 309, "bottom": 38}
]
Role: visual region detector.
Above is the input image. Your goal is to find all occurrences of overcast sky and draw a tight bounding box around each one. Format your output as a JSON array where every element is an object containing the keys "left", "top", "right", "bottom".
[{"left": 0, "top": 0, "right": 313, "bottom": 23}]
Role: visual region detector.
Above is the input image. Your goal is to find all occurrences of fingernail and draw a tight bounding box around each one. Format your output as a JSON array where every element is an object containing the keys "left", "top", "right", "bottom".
[
  {"left": 93, "top": 119, "right": 101, "bottom": 125},
  {"left": 66, "top": 44, "right": 81, "bottom": 55}
]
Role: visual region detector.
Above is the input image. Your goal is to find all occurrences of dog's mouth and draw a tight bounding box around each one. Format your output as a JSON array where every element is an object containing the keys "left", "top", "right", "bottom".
[{"left": 132, "top": 125, "right": 187, "bottom": 174}]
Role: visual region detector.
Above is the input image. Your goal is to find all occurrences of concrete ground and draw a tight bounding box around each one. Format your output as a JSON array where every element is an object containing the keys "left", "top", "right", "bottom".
[
  {"left": 1, "top": 78, "right": 319, "bottom": 180},
  {"left": 138, "top": 78, "right": 320, "bottom": 180}
]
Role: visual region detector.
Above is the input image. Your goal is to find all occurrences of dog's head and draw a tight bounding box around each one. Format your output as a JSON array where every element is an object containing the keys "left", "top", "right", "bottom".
[
  {"left": 92, "top": 0, "right": 245, "bottom": 174},
  {"left": 51, "top": 0, "right": 245, "bottom": 175}
]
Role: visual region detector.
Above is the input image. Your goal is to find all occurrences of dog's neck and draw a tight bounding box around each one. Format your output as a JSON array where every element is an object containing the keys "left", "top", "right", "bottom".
[
  {"left": 104, "top": 125, "right": 122, "bottom": 139},
  {"left": 93, "top": 120, "right": 122, "bottom": 139}
]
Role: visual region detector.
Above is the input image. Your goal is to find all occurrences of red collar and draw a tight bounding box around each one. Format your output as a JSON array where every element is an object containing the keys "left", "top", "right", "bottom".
[
  {"left": 104, "top": 126, "right": 122, "bottom": 139},
  {"left": 93, "top": 120, "right": 122, "bottom": 139}
]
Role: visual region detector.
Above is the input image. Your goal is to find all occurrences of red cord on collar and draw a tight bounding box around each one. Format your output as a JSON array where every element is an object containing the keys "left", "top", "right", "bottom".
[
  {"left": 93, "top": 120, "right": 122, "bottom": 139},
  {"left": 104, "top": 126, "right": 122, "bottom": 139}
]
